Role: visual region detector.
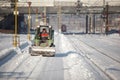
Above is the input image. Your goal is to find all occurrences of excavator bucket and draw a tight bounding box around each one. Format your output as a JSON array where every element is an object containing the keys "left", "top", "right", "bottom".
[{"left": 29, "top": 46, "right": 55, "bottom": 57}]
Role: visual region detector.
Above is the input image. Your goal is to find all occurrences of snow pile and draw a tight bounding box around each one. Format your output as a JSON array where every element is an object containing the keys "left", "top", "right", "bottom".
[
  {"left": 14, "top": 47, "right": 22, "bottom": 54},
  {"left": 0, "top": 45, "right": 26, "bottom": 60},
  {"left": 108, "top": 33, "right": 120, "bottom": 37},
  {"left": 0, "top": 48, "right": 15, "bottom": 60},
  {"left": 60, "top": 34, "right": 96, "bottom": 80},
  {"left": 0, "top": 33, "right": 32, "bottom": 60},
  {"left": 0, "top": 33, "right": 13, "bottom": 51}
]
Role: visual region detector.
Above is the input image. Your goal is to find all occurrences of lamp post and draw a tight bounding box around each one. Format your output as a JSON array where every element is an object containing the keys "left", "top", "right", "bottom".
[
  {"left": 58, "top": 5, "right": 61, "bottom": 33},
  {"left": 13, "top": 0, "right": 19, "bottom": 47},
  {"left": 105, "top": 3, "right": 109, "bottom": 35},
  {"left": 75, "top": 0, "right": 82, "bottom": 15},
  {"left": 27, "top": 1, "right": 32, "bottom": 40},
  {"left": 44, "top": 7, "right": 47, "bottom": 25},
  {"left": 36, "top": 8, "right": 38, "bottom": 28}
]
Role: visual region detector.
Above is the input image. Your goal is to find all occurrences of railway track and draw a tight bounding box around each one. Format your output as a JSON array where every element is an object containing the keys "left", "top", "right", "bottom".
[
  {"left": 75, "top": 35, "right": 120, "bottom": 64},
  {"left": 103, "top": 37, "right": 120, "bottom": 45},
  {"left": 67, "top": 35, "right": 118, "bottom": 80}
]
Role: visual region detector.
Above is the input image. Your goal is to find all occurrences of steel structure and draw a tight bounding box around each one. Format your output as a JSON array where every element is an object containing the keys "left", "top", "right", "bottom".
[{"left": 0, "top": 0, "right": 120, "bottom": 14}]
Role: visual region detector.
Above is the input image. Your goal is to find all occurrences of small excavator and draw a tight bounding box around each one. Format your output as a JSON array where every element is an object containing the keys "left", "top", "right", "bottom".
[{"left": 29, "top": 25, "right": 55, "bottom": 57}]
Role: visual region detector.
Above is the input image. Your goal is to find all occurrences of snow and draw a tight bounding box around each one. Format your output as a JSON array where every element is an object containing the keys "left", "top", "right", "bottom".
[
  {"left": 66, "top": 34, "right": 120, "bottom": 80},
  {"left": 0, "top": 33, "right": 120, "bottom": 80},
  {"left": 61, "top": 34, "right": 110, "bottom": 80},
  {"left": 0, "top": 48, "right": 15, "bottom": 60},
  {"left": 0, "top": 33, "right": 30, "bottom": 51},
  {"left": 0, "top": 33, "right": 13, "bottom": 51},
  {"left": 0, "top": 33, "right": 32, "bottom": 60}
]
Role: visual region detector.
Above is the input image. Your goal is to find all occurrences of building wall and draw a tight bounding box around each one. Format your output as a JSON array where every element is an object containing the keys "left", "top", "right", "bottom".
[{"left": 49, "top": 14, "right": 86, "bottom": 33}]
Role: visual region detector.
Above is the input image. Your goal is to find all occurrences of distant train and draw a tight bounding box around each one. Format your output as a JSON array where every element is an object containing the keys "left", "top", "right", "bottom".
[{"left": 61, "top": 24, "right": 67, "bottom": 32}]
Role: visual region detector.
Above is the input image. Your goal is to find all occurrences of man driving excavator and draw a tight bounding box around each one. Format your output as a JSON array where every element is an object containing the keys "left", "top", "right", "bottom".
[
  {"left": 39, "top": 28, "right": 49, "bottom": 45},
  {"left": 41, "top": 28, "right": 49, "bottom": 38}
]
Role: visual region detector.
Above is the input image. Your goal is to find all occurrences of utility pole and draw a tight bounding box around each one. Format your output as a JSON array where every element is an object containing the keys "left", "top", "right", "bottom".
[
  {"left": 103, "top": 0, "right": 105, "bottom": 7},
  {"left": 36, "top": 8, "right": 38, "bottom": 28},
  {"left": 58, "top": 5, "right": 61, "bottom": 33},
  {"left": 13, "top": 0, "right": 19, "bottom": 47},
  {"left": 105, "top": 2, "right": 109, "bottom": 35},
  {"left": 90, "top": 14, "right": 93, "bottom": 33},
  {"left": 86, "top": 15, "right": 88, "bottom": 34},
  {"left": 93, "top": 14, "right": 95, "bottom": 33},
  {"left": 27, "top": 1, "right": 32, "bottom": 40},
  {"left": 44, "top": 7, "right": 47, "bottom": 25}
]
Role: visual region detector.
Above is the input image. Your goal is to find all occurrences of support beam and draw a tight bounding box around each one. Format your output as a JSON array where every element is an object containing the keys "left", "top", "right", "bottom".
[
  {"left": 27, "top": 1, "right": 32, "bottom": 40},
  {"left": 86, "top": 15, "right": 88, "bottom": 34},
  {"left": 44, "top": 7, "right": 47, "bottom": 25},
  {"left": 13, "top": 0, "right": 18, "bottom": 47},
  {"left": 105, "top": 3, "right": 109, "bottom": 34},
  {"left": 58, "top": 5, "right": 62, "bottom": 33},
  {"left": 93, "top": 14, "right": 96, "bottom": 33}
]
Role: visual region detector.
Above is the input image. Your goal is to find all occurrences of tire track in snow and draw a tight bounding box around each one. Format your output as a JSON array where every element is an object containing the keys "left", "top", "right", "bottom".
[
  {"left": 24, "top": 57, "right": 42, "bottom": 80},
  {"left": 6, "top": 54, "right": 42, "bottom": 80},
  {"left": 7, "top": 55, "right": 31, "bottom": 80},
  {"left": 1, "top": 47, "right": 31, "bottom": 79}
]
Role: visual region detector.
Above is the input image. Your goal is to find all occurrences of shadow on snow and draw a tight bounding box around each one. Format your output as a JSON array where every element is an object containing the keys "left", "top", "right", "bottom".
[{"left": 55, "top": 51, "right": 78, "bottom": 57}]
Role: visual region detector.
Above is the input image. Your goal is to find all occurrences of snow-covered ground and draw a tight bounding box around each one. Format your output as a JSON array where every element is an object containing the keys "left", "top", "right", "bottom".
[
  {"left": 0, "top": 33, "right": 30, "bottom": 51},
  {"left": 0, "top": 33, "right": 33, "bottom": 62},
  {"left": 0, "top": 32, "right": 120, "bottom": 80},
  {"left": 66, "top": 34, "right": 120, "bottom": 80},
  {"left": 0, "top": 33, "right": 13, "bottom": 51}
]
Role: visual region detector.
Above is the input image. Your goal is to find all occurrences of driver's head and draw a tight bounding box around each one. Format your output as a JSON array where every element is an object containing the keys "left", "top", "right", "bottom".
[{"left": 42, "top": 28, "right": 47, "bottom": 33}]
